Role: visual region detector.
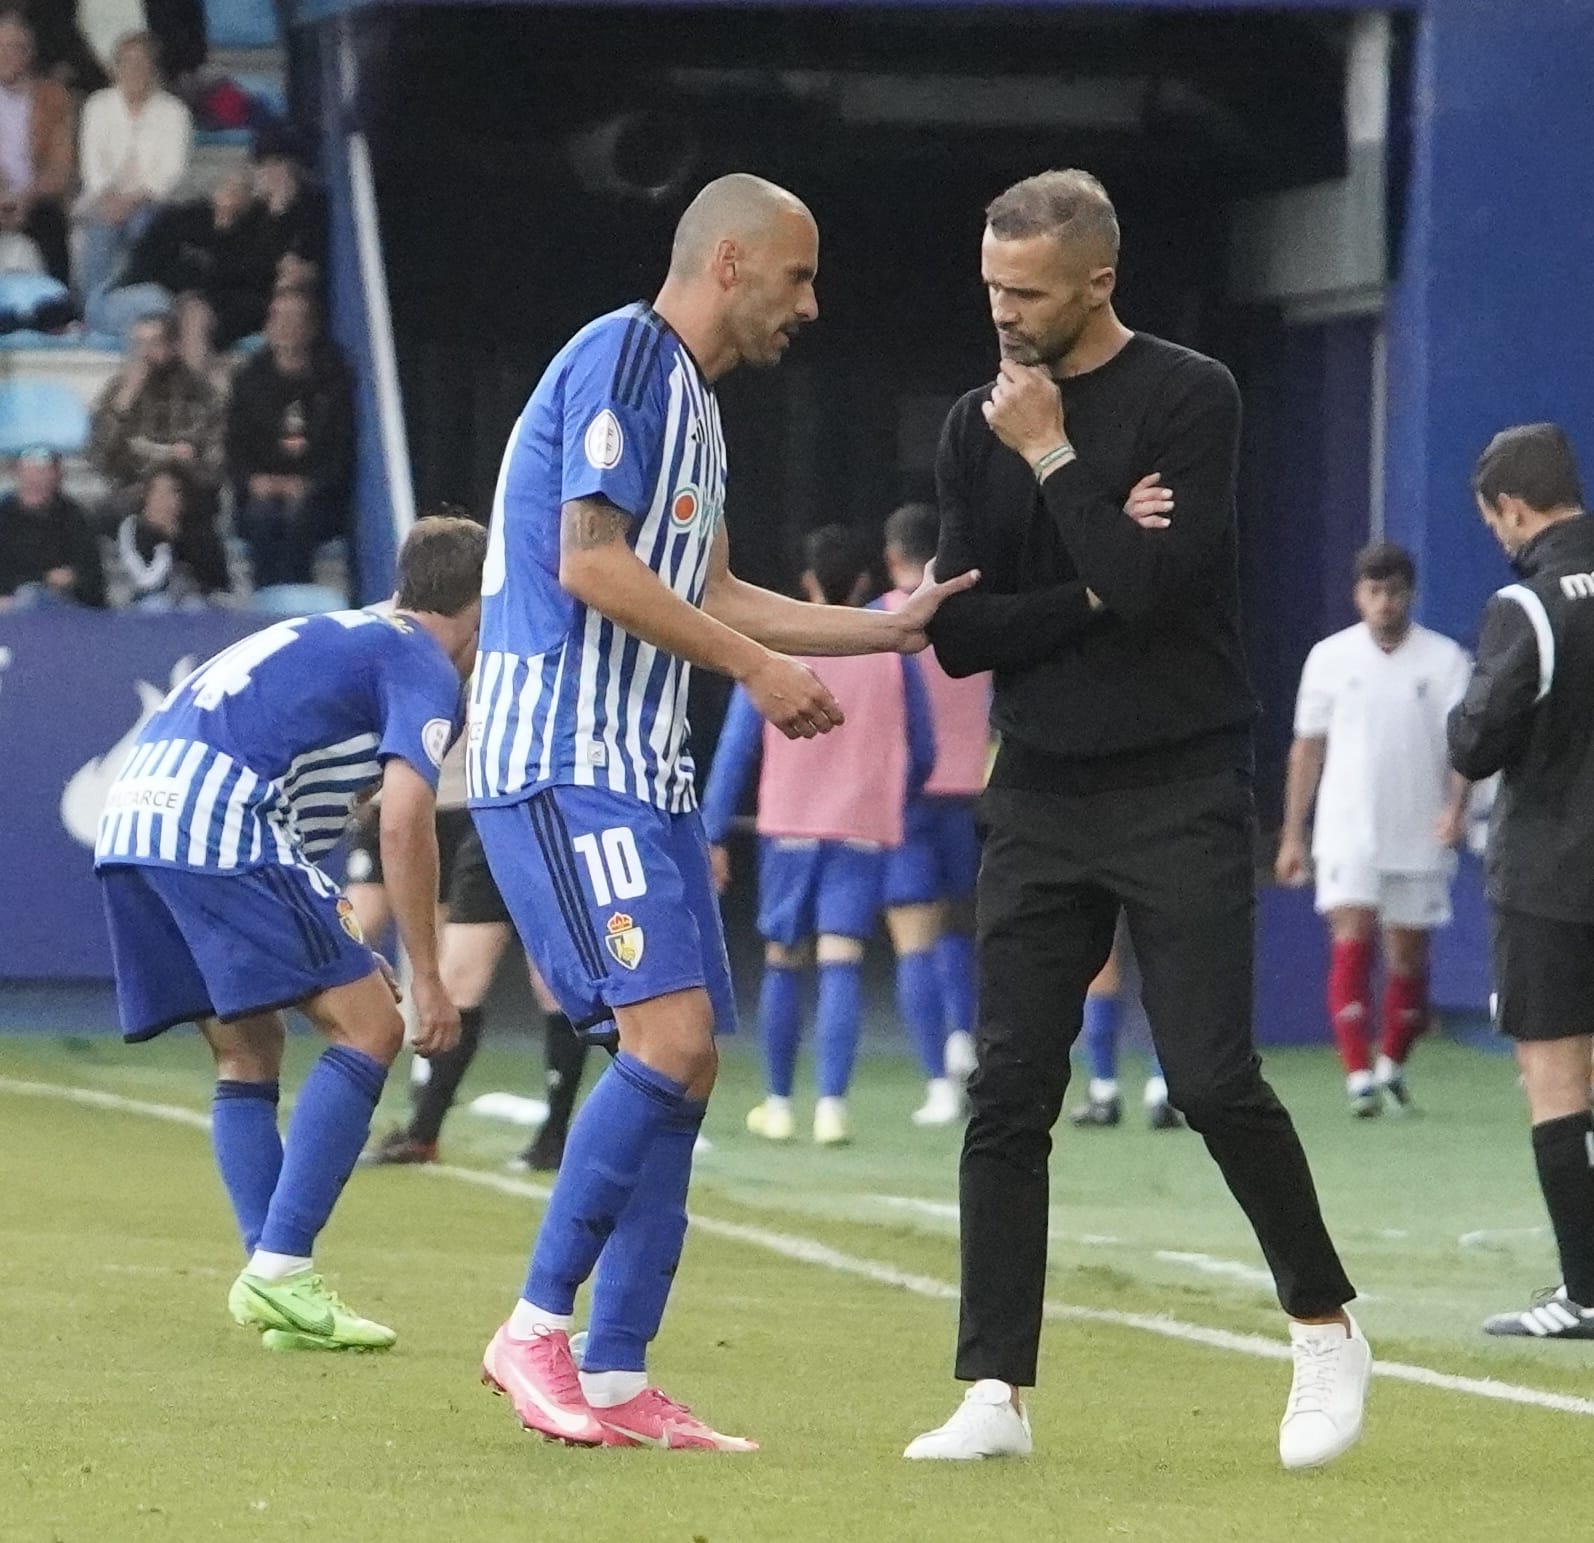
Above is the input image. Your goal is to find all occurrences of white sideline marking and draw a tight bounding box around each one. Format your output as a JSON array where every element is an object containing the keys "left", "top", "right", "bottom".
[
  {"left": 8, "top": 1076, "right": 1594, "bottom": 1421},
  {"left": 1155, "top": 1251, "right": 1278, "bottom": 1290},
  {"left": 1460, "top": 1227, "right": 1550, "bottom": 1250}
]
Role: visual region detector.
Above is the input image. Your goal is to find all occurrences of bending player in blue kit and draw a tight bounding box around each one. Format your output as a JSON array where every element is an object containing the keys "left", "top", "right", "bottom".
[
  {"left": 94, "top": 516, "right": 485, "bottom": 1351},
  {"left": 468, "top": 174, "right": 974, "bottom": 1450}
]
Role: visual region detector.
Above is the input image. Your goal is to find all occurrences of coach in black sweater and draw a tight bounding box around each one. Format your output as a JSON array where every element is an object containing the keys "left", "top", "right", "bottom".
[{"left": 904, "top": 171, "right": 1365, "bottom": 1471}]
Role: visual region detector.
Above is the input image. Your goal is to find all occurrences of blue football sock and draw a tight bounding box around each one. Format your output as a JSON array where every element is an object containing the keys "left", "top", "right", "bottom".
[
  {"left": 816, "top": 958, "right": 864, "bottom": 1100},
  {"left": 758, "top": 963, "right": 802, "bottom": 1098},
  {"left": 256, "top": 1046, "right": 387, "bottom": 1259},
  {"left": 1082, "top": 994, "right": 1122, "bottom": 1084},
  {"left": 522, "top": 1052, "right": 686, "bottom": 1315},
  {"left": 897, "top": 949, "right": 947, "bottom": 1079},
  {"left": 582, "top": 1096, "right": 707, "bottom": 1373},
  {"left": 212, "top": 1079, "right": 282, "bottom": 1254},
  {"left": 1148, "top": 1049, "right": 1165, "bottom": 1081},
  {"left": 934, "top": 932, "right": 977, "bottom": 1036}
]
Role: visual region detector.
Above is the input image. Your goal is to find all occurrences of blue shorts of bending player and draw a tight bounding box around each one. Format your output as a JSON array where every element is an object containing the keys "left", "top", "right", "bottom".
[
  {"left": 757, "top": 837, "right": 886, "bottom": 948},
  {"left": 473, "top": 786, "right": 738, "bottom": 1038},
  {"left": 883, "top": 795, "right": 981, "bottom": 908},
  {"left": 98, "top": 863, "right": 377, "bottom": 1043}
]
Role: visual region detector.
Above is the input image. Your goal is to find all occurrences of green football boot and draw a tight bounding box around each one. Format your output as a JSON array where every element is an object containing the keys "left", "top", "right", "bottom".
[{"left": 228, "top": 1269, "right": 397, "bottom": 1351}]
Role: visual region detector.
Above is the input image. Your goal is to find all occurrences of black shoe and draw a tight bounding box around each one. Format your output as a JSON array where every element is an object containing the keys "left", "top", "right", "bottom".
[
  {"left": 359, "top": 1127, "right": 438, "bottom": 1166},
  {"left": 509, "top": 1125, "right": 567, "bottom": 1173},
  {"left": 1069, "top": 1095, "right": 1122, "bottom": 1128},
  {"left": 1146, "top": 1101, "right": 1183, "bottom": 1131},
  {"left": 1483, "top": 1287, "right": 1594, "bottom": 1338}
]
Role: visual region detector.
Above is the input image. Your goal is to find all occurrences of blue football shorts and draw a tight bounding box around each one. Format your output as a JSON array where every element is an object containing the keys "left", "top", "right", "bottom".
[
  {"left": 756, "top": 837, "right": 886, "bottom": 947},
  {"left": 473, "top": 786, "right": 738, "bottom": 1037},
  {"left": 98, "top": 862, "right": 377, "bottom": 1042},
  {"left": 883, "top": 795, "right": 981, "bottom": 908}
]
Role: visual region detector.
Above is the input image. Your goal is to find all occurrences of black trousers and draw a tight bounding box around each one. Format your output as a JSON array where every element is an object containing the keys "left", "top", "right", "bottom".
[{"left": 956, "top": 769, "right": 1355, "bottom": 1386}]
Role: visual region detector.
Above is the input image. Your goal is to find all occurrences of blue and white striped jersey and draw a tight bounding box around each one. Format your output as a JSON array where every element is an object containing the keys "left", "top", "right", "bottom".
[
  {"left": 468, "top": 302, "right": 727, "bottom": 813},
  {"left": 94, "top": 610, "right": 464, "bottom": 874}
]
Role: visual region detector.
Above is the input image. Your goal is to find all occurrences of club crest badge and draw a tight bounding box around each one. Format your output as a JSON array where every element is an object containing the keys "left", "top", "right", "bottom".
[
  {"left": 605, "top": 911, "right": 645, "bottom": 970},
  {"left": 337, "top": 896, "right": 365, "bottom": 943}
]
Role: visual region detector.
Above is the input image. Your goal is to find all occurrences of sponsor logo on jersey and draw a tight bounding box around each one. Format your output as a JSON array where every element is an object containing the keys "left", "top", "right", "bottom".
[
  {"left": 605, "top": 911, "right": 645, "bottom": 970},
  {"left": 422, "top": 718, "right": 452, "bottom": 768},
  {"left": 584, "top": 409, "right": 624, "bottom": 471}
]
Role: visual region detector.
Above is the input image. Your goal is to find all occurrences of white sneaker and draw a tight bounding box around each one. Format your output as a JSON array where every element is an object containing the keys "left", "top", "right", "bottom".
[
  {"left": 745, "top": 1097, "right": 795, "bottom": 1142},
  {"left": 1278, "top": 1313, "right": 1371, "bottom": 1469},
  {"left": 813, "top": 1096, "right": 850, "bottom": 1146},
  {"left": 912, "top": 1077, "right": 966, "bottom": 1127},
  {"left": 944, "top": 1030, "right": 977, "bottom": 1081},
  {"left": 904, "top": 1380, "right": 1032, "bottom": 1460}
]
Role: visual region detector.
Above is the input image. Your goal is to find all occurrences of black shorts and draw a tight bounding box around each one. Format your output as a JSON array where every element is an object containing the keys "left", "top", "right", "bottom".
[
  {"left": 1491, "top": 907, "right": 1594, "bottom": 1042},
  {"left": 344, "top": 806, "right": 473, "bottom": 903},
  {"left": 446, "top": 827, "right": 511, "bottom": 926}
]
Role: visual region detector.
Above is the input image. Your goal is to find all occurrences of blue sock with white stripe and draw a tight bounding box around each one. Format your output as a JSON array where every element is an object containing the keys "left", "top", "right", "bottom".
[
  {"left": 816, "top": 959, "right": 864, "bottom": 1100},
  {"left": 212, "top": 1079, "right": 282, "bottom": 1254},
  {"left": 934, "top": 932, "right": 977, "bottom": 1036},
  {"left": 1082, "top": 994, "right": 1121, "bottom": 1084},
  {"left": 257, "top": 1046, "right": 387, "bottom": 1258},
  {"left": 897, "top": 950, "right": 947, "bottom": 1078},
  {"left": 522, "top": 1052, "right": 687, "bottom": 1315},
  {"left": 758, "top": 963, "right": 802, "bottom": 1098},
  {"left": 582, "top": 1096, "right": 707, "bottom": 1373}
]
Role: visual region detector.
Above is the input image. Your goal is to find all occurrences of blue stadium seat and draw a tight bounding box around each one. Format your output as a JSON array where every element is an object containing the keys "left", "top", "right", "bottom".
[
  {"left": 0, "top": 381, "right": 91, "bottom": 456},
  {"left": 250, "top": 583, "right": 347, "bottom": 616},
  {"left": 204, "top": 0, "right": 280, "bottom": 50}
]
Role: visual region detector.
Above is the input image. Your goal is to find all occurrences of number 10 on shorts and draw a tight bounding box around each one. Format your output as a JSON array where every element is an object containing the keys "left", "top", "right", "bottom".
[{"left": 571, "top": 827, "right": 648, "bottom": 906}]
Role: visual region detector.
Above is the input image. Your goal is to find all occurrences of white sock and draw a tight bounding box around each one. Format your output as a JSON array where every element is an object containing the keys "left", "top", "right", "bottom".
[
  {"left": 1088, "top": 1078, "right": 1120, "bottom": 1103},
  {"left": 765, "top": 1094, "right": 792, "bottom": 1113},
  {"left": 925, "top": 1077, "right": 953, "bottom": 1099},
  {"left": 508, "top": 1299, "right": 571, "bottom": 1339},
  {"left": 1143, "top": 1075, "right": 1168, "bottom": 1107},
  {"left": 247, "top": 1250, "right": 312, "bottom": 1282},
  {"left": 580, "top": 1369, "right": 648, "bottom": 1408},
  {"left": 1347, "top": 1070, "right": 1375, "bottom": 1096},
  {"left": 1374, "top": 1053, "right": 1399, "bottom": 1083}
]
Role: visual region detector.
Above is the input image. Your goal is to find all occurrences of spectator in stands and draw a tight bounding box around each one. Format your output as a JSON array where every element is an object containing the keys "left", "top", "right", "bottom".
[
  {"left": 74, "top": 32, "right": 192, "bottom": 307},
  {"left": 72, "top": 1, "right": 206, "bottom": 84},
  {"left": 0, "top": 12, "right": 75, "bottom": 285},
  {"left": 88, "top": 309, "right": 222, "bottom": 516},
  {"left": 20, "top": 2, "right": 106, "bottom": 95},
  {"left": 0, "top": 446, "right": 105, "bottom": 608},
  {"left": 85, "top": 168, "right": 253, "bottom": 339},
  {"left": 116, "top": 461, "right": 228, "bottom": 608},
  {"left": 226, "top": 288, "right": 352, "bottom": 589},
  {"left": 248, "top": 123, "right": 326, "bottom": 293}
]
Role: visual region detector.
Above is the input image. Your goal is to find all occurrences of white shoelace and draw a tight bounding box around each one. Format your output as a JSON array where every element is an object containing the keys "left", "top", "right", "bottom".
[{"left": 1285, "top": 1341, "right": 1342, "bottom": 1415}]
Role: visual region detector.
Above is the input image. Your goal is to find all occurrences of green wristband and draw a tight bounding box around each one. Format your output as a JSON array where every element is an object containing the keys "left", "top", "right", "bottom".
[{"left": 1032, "top": 443, "right": 1077, "bottom": 481}]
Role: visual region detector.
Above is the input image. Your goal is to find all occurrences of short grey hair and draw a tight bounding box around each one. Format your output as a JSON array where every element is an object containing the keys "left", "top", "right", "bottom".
[{"left": 985, "top": 169, "right": 1119, "bottom": 264}]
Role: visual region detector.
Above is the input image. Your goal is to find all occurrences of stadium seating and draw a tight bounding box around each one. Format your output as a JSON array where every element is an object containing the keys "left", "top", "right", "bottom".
[{"left": 0, "top": 380, "right": 91, "bottom": 457}]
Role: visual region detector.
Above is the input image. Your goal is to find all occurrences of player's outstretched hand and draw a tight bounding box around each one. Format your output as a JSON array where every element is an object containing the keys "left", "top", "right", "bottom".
[
  {"left": 1124, "top": 473, "right": 1174, "bottom": 529},
  {"left": 1274, "top": 832, "right": 1311, "bottom": 888},
  {"left": 411, "top": 972, "right": 462, "bottom": 1057},
  {"left": 743, "top": 650, "right": 845, "bottom": 740},
  {"left": 891, "top": 563, "right": 982, "bottom": 654}
]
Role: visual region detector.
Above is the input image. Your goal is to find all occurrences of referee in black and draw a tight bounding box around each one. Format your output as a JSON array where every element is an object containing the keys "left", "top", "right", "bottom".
[
  {"left": 1448, "top": 423, "right": 1594, "bottom": 1340},
  {"left": 902, "top": 170, "right": 1365, "bottom": 1470}
]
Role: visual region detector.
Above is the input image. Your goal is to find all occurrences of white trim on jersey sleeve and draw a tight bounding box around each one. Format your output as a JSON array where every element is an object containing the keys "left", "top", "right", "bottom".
[
  {"left": 1293, "top": 639, "right": 1336, "bottom": 737},
  {"left": 1497, "top": 583, "right": 1555, "bottom": 701}
]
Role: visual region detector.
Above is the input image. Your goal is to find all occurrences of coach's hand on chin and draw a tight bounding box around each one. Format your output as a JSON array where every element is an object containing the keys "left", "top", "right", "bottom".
[{"left": 983, "top": 359, "right": 1069, "bottom": 468}]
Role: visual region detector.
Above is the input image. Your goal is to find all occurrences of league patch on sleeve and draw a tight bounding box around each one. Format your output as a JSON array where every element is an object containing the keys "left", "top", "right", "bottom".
[
  {"left": 584, "top": 409, "right": 624, "bottom": 471},
  {"left": 422, "top": 718, "right": 453, "bottom": 769}
]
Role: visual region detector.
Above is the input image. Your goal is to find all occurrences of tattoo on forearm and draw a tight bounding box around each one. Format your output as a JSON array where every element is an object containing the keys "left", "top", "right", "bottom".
[{"left": 561, "top": 499, "right": 630, "bottom": 552}]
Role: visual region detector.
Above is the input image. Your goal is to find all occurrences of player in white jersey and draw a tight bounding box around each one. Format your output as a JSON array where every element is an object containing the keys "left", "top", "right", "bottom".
[
  {"left": 470, "top": 174, "right": 975, "bottom": 1451},
  {"left": 1277, "top": 543, "right": 1472, "bottom": 1115}
]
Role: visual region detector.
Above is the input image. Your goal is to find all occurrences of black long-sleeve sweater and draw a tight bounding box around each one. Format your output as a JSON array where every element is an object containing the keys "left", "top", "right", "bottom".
[{"left": 925, "top": 332, "right": 1257, "bottom": 792}]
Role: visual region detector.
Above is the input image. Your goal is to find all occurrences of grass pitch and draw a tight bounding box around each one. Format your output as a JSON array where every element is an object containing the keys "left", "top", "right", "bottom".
[{"left": 3, "top": 1030, "right": 1592, "bottom": 1542}]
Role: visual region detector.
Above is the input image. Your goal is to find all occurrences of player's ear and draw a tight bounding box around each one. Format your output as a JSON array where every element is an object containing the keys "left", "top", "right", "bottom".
[
  {"left": 1088, "top": 265, "right": 1116, "bottom": 306},
  {"left": 712, "top": 237, "right": 741, "bottom": 290}
]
